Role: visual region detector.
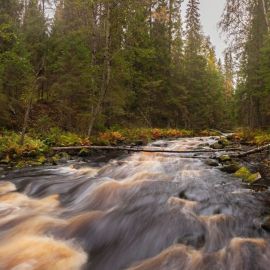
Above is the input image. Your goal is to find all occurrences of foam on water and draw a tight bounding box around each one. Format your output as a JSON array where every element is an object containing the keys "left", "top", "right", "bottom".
[{"left": 0, "top": 137, "right": 270, "bottom": 270}]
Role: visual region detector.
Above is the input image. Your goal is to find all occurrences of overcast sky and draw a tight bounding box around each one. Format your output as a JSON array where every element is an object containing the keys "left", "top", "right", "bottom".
[{"left": 182, "top": 0, "right": 227, "bottom": 60}]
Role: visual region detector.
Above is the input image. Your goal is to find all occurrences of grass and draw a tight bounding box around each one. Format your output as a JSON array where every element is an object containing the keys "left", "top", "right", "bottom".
[{"left": 230, "top": 128, "right": 270, "bottom": 146}]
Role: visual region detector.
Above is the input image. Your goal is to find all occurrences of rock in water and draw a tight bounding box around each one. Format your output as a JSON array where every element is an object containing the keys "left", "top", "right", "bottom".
[
  {"left": 261, "top": 216, "right": 270, "bottom": 231},
  {"left": 218, "top": 155, "right": 231, "bottom": 163},
  {"left": 220, "top": 163, "right": 241, "bottom": 174},
  {"left": 218, "top": 137, "right": 230, "bottom": 147},
  {"left": 205, "top": 159, "right": 219, "bottom": 167},
  {"left": 210, "top": 142, "right": 224, "bottom": 150},
  {"left": 235, "top": 167, "right": 262, "bottom": 183}
]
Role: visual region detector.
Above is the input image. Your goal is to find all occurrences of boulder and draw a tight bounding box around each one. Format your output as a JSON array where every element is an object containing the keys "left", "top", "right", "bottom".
[
  {"left": 234, "top": 167, "right": 262, "bottom": 183},
  {"left": 218, "top": 155, "right": 231, "bottom": 163},
  {"left": 176, "top": 232, "right": 205, "bottom": 249},
  {"left": 218, "top": 137, "right": 230, "bottom": 147},
  {"left": 205, "top": 159, "right": 219, "bottom": 167},
  {"left": 210, "top": 142, "right": 224, "bottom": 150},
  {"left": 261, "top": 216, "right": 270, "bottom": 231},
  {"left": 51, "top": 154, "right": 61, "bottom": 165},
  {"left": 198, "top": 143, "right": 210, "bottom": 147},
  {"left": 220, "top": 163, "right": 241, "bottom": 174}
]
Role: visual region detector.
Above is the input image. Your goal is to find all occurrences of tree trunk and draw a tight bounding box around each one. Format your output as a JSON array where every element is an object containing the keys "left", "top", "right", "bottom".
[
  {"left": 88, "top": 1, "right": 111, "bottom": 136},
  {"left": 169, "top": 0, "right": 173, "bottom": 57},
  {"left": 52, "top": 145, "right": 242, "bottom": 154},
  {"left": 87, "top": 3, "right": 98, "bottom": 137},
  {"left": 261, "top": 0, "right": 270, "bottom": 32},
  {"left": 231, "top": 143, "right": 270, "bottom": 158},
  {"left": 20, "top": 99, "right": 32, "bottom": 145}
]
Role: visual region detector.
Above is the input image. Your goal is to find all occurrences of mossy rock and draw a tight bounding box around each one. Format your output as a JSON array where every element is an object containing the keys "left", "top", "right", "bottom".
[
  {"left": 79, "top": 148, "right": 90, "bottom": 157},
  {"left": 51, "top": 154, "right": 61, "bottom": 165},
  {"left": 220, "top": 162, "right": 241, "bottom": 174},
  {"left": 218, "top": 155, "right": 231, "bottom": 163},
  {"left": 59, "top": 152, "right": 71, "bottom": 161},
  {"left": 218, "top": 138, "right": 230, "bottom": 147},
  {"left": 234, "top": 167, "right": 262, "bottom": 183},
  {"left": 15, "top": 160, "right": 29, "bottom": 168},
  {"left": 210, "top": 142, "right": 224, "bottom": 150}
]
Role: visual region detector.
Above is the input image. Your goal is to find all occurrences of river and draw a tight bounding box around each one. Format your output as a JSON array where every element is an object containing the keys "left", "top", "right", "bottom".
[{"left": 0, "top": 137, "right": 270, "bottom": 270}]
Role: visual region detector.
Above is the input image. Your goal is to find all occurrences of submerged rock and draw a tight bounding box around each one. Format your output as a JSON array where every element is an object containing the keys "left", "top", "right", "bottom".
[
  {"left": 205, "top": 159, "right": 219, "bottom": 167},
  {"left": 261, "top": 216, "right": 270, "bottom": 231},
  {"left": 175, "top": 232, "right": 205, "bottom": 249},
  {"left": 198, "top": 143, "right": 210, "bottom": 147},
  {"left": 210, "top": 142, "right": 224, "bottom": 150}
]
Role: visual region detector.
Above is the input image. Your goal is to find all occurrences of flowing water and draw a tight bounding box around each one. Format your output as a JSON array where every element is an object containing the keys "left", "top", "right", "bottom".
[{"left": 0, "top": 137, "right": 270, "bottom": 270}]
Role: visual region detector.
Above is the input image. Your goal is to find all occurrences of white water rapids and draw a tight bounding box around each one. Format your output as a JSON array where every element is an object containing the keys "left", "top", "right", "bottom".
[{"left": 0, "top": 137, "right": 270, "bottom": 270}]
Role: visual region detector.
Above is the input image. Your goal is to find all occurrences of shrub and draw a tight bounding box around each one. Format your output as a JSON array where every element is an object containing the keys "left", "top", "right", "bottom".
[{"left": 0, "top": 131, "right": 47, "bottom": 161}]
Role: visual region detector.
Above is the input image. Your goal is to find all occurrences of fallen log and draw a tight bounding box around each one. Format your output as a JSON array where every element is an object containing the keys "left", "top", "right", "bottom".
[
  {"left": 52, "top": 145, "right": 242, "bottom": 154},
  {"left": 231, "top": 143, "right": 270, "bottom": 158}
]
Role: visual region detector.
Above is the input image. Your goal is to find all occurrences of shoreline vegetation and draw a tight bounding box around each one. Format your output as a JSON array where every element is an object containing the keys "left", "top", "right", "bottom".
[
  {"left": 0, "top": 128, "right": 269, "bottom": 169},
  {"left": 0, "top": 128, "right": 215, "bottom": 168}
]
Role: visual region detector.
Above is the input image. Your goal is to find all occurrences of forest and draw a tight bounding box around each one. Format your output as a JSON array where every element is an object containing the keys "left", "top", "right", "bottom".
[
  {"left": 0, "top": 0, "right": 270, "bottom": 156},
  {"left": 2, "top": 2, "right": 270, "bottom": 270}
]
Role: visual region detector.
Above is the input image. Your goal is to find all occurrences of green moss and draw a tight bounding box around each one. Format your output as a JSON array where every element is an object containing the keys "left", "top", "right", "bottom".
[
  {"left": 235, "top": 167, "right": 260, "bottom": 183},
  {"left": 218, "top": 155, "right": 231, "bottom": 162},
  {"left": 79, "top": 148, "right": 90, "bottom": 157},
  {"left": 60, "top": 152, "right": 70, "bottom": 160},
  {"left": 37, "top": 155, "right": 47, "bottom": 165},
  {"left": 0, "top": 128, "right": 236, "bottom": 169},
  {"left": 218, "top": 138, "right": 230, "bottom": 147},
  {"left": 233, "top": 129, "right": 270, "bottom": 145},
  {"left": 51, "top": 154, "right": 61, "bottom": 165}
]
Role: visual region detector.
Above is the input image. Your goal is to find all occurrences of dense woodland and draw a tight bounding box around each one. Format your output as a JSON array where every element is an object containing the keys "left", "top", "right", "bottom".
[{"left": 0, "top": 0, "right": 269, "bottom": 137}]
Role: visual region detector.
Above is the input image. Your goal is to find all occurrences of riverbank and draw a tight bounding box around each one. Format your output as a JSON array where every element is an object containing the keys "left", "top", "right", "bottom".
[
  {"left": 217, "top": 130, "right": 270, "bottom": 189},
  {"left": 1, "top": 128, "right": 269, "bottom": 186},
  {"left": 0, "top": 128, "right": 220, "bottom": 169}
]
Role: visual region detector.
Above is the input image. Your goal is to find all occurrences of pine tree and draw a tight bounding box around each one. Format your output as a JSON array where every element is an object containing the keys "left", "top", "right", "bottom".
[
  {"left": 185, "top": 0, "right": 201, "bottom": 56},
  {"left": 184, "top": 0, "right": 207, "bottom": 128}
]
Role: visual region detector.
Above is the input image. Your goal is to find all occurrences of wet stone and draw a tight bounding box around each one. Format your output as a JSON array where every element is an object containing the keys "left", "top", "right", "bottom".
[
  {"left": 178, "top": 191, "right": 188, "bottom": 200},
  {"left": 220, "top": 163, "right": 241, "bottom": 174},
  {"left": 218, "top": 138, "right": 230, "bottom": 147},
  {"left": 210, "top": 142, "right": 224, "bottom": 150},
  {"left": 261, "top": 216, "right": 270, "bottom": 231},
  {"left": 176, "top": 232, "right": 205, "bottom": 249},
  {"left": 152, "top": 142, "right": 169, "bottom": 148},
  {"left": 218, "top": 155, "right": 231, "bottom": 163},
  {"left": 205, "top": 159, "right": 219, "bottom": 167}
]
